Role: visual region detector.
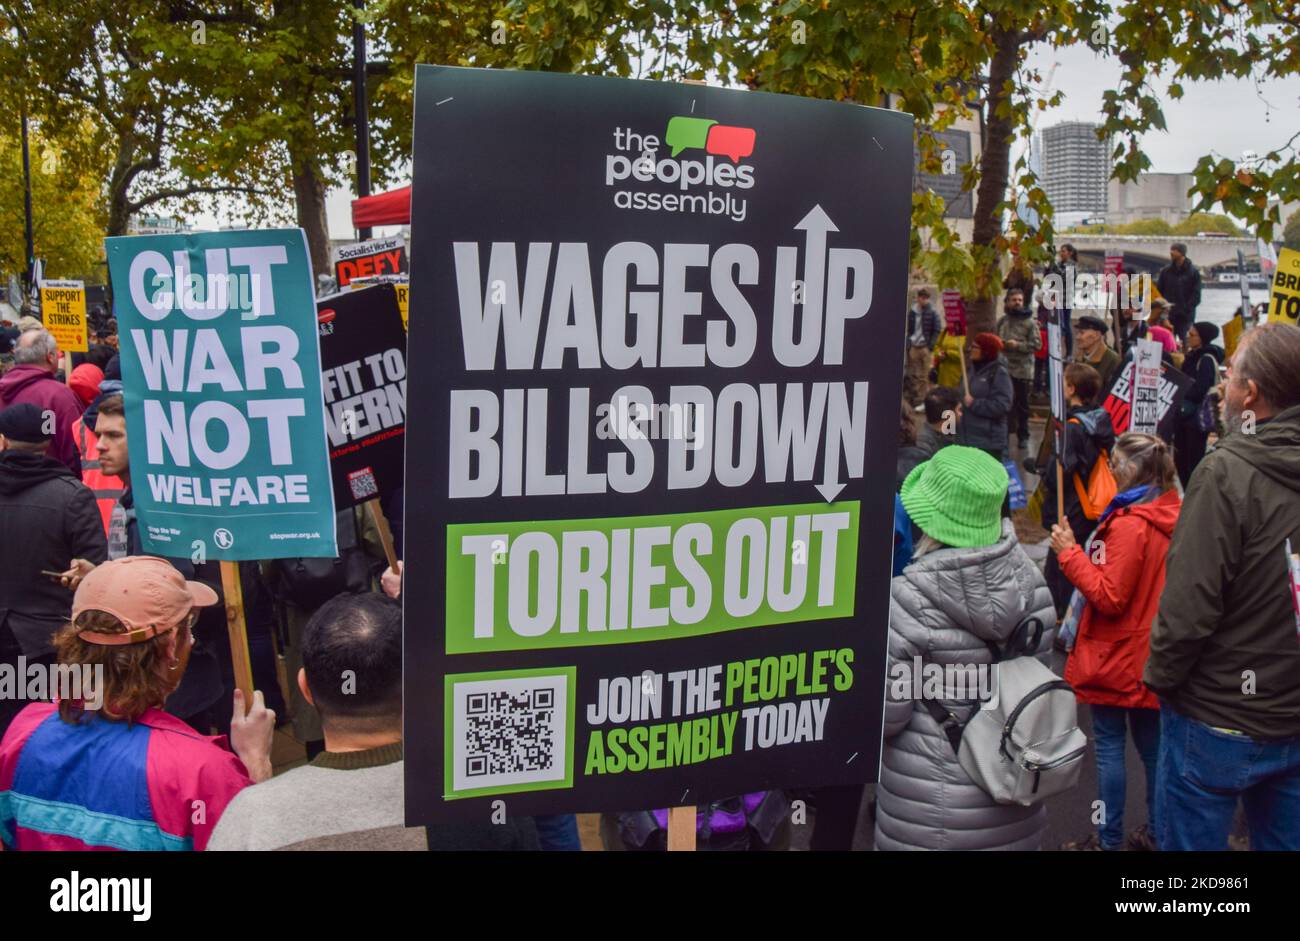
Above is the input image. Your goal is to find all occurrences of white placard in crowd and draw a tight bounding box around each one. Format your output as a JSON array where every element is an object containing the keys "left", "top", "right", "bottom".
[{"left": 1130, "top": 339, "right": 1163, "bottom": 435}]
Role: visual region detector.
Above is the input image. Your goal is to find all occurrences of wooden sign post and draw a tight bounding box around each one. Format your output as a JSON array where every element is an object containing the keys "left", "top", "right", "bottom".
[
  {"left": 1055, "top": 460, "right": 1066, "bottom": 529},
  {"left": 667, "top": 806, "right": 696, "bottom": 851},
  {"left": 365, "top": 499, "right": 400, "bottom": 572},
  {"left": 219, "top": 561, "right": 255, "bottom": 708}
]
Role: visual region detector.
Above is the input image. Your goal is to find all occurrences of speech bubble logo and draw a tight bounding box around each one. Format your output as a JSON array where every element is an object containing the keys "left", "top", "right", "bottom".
[
  {"left": 705, "top": 124, "right": 756, "bottom": 163},
  {"left": 665, "top": 116, "right": 717, "bottom": 156}
]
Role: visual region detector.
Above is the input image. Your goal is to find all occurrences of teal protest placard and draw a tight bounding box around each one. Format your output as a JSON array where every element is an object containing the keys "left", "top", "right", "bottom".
[{"left": 105, "top": 229, "right": 337, "bottom": 560}]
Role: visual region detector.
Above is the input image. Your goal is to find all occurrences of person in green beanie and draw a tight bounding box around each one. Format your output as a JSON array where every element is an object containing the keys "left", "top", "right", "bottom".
[{"left": 875, "top": 446, "right": 1059, "bottom": 851}]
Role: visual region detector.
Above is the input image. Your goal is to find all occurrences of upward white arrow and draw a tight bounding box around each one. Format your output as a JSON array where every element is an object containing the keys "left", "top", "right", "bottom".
[{"left": 794, "top": 205, "right": 838, "bottom": 333}]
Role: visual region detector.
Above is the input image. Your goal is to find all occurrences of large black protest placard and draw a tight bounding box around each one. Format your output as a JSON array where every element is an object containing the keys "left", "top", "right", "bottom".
[
  {"left": 316, "top": 283, "right": 407, "bottom": 508},
  {"left": 403, "top": 66, "right": 912, "bottom": 824},
  {"left": 1101, "top": 357, "right": 1192, "bottom": 442}
]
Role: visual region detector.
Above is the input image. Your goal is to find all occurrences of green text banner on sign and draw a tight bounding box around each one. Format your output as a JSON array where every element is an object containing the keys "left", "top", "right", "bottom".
[
  {"left": 445, "top": 501, "right": 860, "bottom": 653},
  {"left": 104, "top": 228, "right": 338, "bottom": 560},
  {"left": 403, "top": 66, "right": 912, "bottom": 824}
]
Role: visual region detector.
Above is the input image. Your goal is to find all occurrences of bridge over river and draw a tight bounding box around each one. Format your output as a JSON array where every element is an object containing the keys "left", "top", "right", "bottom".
[{"left": 1061, "top": 234, "right": 1259, "bottom": 273}]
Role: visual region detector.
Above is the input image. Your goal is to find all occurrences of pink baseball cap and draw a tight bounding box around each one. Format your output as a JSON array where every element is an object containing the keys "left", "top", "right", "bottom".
[
  {"left": 72, "top": 556, "right": 218, "bottom": 646},
  {"left": 1148, "top": 324, "right": 1177, "bottom": 353}
]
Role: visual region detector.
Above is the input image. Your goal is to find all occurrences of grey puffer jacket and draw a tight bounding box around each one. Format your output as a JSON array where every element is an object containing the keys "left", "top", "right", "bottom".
[{"left": 875, "top": 520, "right": 1058, "bottom": 851}]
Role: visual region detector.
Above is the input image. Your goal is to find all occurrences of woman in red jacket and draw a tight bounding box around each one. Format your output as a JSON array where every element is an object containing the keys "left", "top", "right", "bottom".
[{"left": 1049, "top": 432, "right": 1181, "bottom": 851}]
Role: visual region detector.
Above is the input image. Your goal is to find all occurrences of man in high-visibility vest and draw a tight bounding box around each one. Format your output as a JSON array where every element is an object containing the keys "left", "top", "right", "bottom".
[
  {"left": 71, "top": 358, "right": 125, "bottom": 536},
  {"left": 72, "top": 412, "right": 125, "bottom": 536}
]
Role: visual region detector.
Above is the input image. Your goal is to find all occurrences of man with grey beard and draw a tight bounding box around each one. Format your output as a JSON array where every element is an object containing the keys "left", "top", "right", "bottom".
[{"left": 1145, "top": 322, "right": 1300, "bottom": 851}]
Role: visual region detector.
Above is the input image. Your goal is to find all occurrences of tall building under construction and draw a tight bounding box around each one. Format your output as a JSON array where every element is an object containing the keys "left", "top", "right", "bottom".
[{"left": 1039, "top": 121, "right": 1111, "bottom": 223}]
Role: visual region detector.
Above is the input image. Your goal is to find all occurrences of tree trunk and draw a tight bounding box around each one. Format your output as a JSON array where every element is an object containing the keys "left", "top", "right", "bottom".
[
  {"left": 106, "top": 140, "right": 136, "bottom": 237},
  {"left": 291, "top": 146, "right": 331, "bottom": 284},
  {"left": 967, "top": 23, "right": 1022, "bottom": 337}
]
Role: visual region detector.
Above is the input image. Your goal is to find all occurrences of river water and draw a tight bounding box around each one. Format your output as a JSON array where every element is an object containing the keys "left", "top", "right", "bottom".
[
  {"left": 1071, "top": 286, "right": 1272, "bottom": 330},
  {"left": 1195, "top": 286, "right": 1272, "bottom": 327}
]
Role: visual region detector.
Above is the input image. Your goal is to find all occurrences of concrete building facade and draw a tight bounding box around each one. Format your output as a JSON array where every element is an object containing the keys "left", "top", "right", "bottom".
[
  {"left": 1040, "top": 121, "right": 1110, "bottom": 217},
  {"left": 1107, "top": 172, "right": 1195, "bottom": 227}
]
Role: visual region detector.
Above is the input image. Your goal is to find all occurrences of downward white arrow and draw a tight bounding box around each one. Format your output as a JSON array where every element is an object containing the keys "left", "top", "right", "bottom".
[
  {"left": 814, "top": 477, "right": 845, "bottom": 504},
  {"left": 814, "top": 381, "right": 868, "bottom": 504},
  {"left": 794, "top": 205, "right": 838, "bottom": 332},
  {"left": 816, "top": 422, "right": 844, "bottom": 503}
]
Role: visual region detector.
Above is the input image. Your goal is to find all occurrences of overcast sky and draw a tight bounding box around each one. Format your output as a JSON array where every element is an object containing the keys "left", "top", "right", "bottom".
[{"left": 1026, "top": 41, "right": 1300, "bottom": 176}]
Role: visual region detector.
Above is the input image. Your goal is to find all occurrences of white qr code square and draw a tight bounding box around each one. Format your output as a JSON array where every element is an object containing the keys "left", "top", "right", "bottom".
[
  {"left": 450, "top": 672, "right": 570, "bottom": 794},
  {"left": 348, "top": 467, "right": 378, "bottom": 501}
]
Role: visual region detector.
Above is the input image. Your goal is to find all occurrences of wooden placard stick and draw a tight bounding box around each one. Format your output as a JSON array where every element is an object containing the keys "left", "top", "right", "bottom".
[
  {"left": 219, "top": 561, "right": 255, "bottom": 708},
  {"left": 365, "top": 498, "right": 400, "bottom": 572},
  {"left": 667, "top": 805, "right": 697, "bottom": 851},
  {"left": 1056, "top": 454, "right": 1066, "bottom": 528}
]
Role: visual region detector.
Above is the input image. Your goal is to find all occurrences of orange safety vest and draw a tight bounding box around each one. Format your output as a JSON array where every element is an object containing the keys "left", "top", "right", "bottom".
[{"left": 73, "top": 417, "right": 126, "bottom": 536}]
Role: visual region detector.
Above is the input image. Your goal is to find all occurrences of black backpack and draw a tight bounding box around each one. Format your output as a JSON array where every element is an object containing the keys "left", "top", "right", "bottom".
[{"left": 270, "top": 509, "right": 373, "bottom": 610}]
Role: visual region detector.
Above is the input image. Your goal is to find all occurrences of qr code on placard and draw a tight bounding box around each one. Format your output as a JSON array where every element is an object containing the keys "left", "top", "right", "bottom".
[
  {"left": 449, "top": 671, "right": 571, "bottom": 795},
  {"left": 348, "top": 467, "right": 378, "bottom": 501}
]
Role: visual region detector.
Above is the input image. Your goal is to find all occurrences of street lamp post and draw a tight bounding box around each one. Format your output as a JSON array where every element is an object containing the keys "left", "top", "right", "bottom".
[
  {"left": 21, "top": 101, "right": 35, "bottom": 299},
  {"left": 353, "top": 0, "right": 372, "bottom": 240}
]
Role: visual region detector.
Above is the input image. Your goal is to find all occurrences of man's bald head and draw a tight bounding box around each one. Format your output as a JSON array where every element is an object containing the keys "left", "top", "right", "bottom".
[{"left": 14, "top": 329, "right": 59, "bottom": 372}]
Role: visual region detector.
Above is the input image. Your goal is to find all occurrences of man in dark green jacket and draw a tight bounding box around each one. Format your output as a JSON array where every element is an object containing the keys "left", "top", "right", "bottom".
[
  {"left": 1146, "top": 322, "right": 1300, "bottom": 851},
  {"left": 996, "top": 288, "right": 1041, "bottom": 450}
]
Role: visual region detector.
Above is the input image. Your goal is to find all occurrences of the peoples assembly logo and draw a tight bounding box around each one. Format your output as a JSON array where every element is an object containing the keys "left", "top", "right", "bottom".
[{"left": 605, "top": 114, "right": 756, "bottom": 222}]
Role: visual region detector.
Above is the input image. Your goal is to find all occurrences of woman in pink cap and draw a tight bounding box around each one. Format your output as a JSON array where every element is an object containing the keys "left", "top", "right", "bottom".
[{"left": 0, "top": 556, "right": 275, "bottom": 851}]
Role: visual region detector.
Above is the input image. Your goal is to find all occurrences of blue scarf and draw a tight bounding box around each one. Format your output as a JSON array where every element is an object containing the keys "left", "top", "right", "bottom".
[
  {"left": 892, "top": 495, "right": 914, "bottom": 577},
  {"left": 1100, "top": 483, "right": 1158, "bottom": 522}
]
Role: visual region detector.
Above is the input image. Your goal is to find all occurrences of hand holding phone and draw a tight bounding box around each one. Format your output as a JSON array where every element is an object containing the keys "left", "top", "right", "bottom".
[{"left": 55, "top": 559, "right": 96, "bottom": 591}]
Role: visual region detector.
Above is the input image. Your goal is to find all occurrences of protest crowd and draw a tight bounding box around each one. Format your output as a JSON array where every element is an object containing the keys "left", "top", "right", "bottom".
[
  {"left": 1, "top": 229, "right": 1296, "bottom": 857},
  {"left": 898, "top": 243, "right": 1300, "bottom": 852}
]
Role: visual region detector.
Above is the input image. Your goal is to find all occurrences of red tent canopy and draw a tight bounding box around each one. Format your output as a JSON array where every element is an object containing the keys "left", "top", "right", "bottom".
[{"left": 350, "top": 185, "right": 411, "bottom": 229}]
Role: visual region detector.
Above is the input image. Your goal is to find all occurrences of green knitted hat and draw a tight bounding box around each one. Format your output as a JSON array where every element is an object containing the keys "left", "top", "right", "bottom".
[{"left": 899, "top": 445, "right": 1008, "bottom": 548}]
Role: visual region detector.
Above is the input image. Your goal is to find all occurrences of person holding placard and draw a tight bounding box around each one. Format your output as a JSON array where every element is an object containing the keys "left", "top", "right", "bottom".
[
  {"left": 0, "top": 556, "right": 275, "bottom": 851},
  {"left": 1050, "top": 433, "right": 1181, "bottom": 852},
  {"left": 1041, "top": 363, "right": 1116, "bottom": 614}
]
